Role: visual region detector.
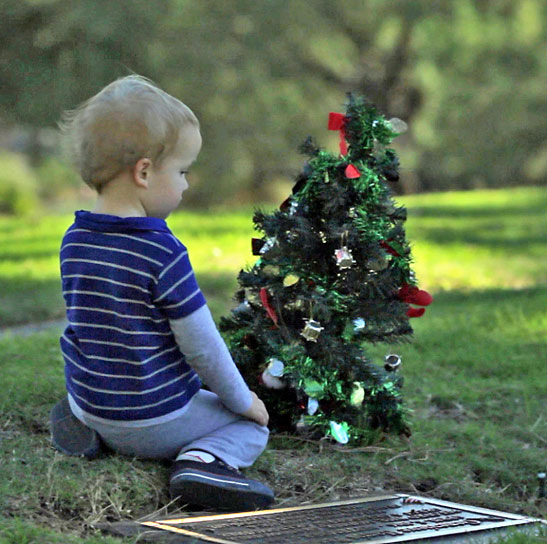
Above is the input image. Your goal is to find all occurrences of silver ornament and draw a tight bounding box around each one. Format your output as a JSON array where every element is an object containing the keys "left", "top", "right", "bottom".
[
  {"left": 334, "top": 246, "right": 355, "bottom": 269},
  {"left": 289, "top": 200, "right": 299, "bottom": 215},
  {"left": 353, "top": 318, "right": 366, "bottom": 331},
  {"left": 261, "top": 369, "right": 285, "bottom": 389},
  {"left": 259, "top": 237, "right": 276, "bottom": 255},
  {"left": 307, "top": 397, "right": 319, "bottom": 415},
  {"left": 384, "top": 354, "right": 402, "bottom": 371},
  {"left": 267, "top": 358, "right": 285, "bottom": 377},
  {"left": 232, "top": 300, "right": 251, "bottom": 317},
  {"left": 300, "top": 318, "right": 324, "bottom": 342}
]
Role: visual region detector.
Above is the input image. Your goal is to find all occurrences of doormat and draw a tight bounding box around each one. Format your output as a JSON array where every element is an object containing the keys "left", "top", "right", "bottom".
[{"left": 102, "top": 494, "right": 545, "bottom": 543}]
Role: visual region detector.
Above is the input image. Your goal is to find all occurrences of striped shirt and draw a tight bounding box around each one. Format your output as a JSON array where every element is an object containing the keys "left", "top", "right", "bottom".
[{"left": 60, "top": 211, "right": 207, "bottom": 421}]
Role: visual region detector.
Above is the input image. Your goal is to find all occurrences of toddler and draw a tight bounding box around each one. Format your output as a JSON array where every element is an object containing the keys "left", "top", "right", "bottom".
[{"left": 50, "top": 75, "right": 274, "bottom": 511}]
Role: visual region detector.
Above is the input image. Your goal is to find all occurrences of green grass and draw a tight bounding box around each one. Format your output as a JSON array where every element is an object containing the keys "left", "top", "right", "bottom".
[
  {"left": 1, "top": 186, "right": 546, "bottom": 542},
  {"left": 1, "top": 186, "right": 545, "bottom": 327}
]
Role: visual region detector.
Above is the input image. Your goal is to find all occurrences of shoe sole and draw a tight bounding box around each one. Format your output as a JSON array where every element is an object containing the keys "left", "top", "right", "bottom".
[
  {"left": 170, "top": 470, "right": 274, "bottom": 511},
  {"left": 50, "top": 399, "right": 102, "bottom": 459}
]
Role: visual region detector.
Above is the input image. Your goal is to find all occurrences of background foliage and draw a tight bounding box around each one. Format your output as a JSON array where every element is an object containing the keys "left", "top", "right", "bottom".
[{"left": 1, "top": 0, "right": 546, "bottom": 211}]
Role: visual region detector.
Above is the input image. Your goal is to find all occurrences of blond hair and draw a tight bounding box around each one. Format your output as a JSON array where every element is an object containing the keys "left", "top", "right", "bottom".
[{"left": 58, "top": 75, "right": 199, "bottom": 191}]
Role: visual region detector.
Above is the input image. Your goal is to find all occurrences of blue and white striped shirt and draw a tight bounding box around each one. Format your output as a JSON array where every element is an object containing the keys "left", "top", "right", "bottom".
[{"left": 60, "top": 211, "right": 207, "bottom": 421}]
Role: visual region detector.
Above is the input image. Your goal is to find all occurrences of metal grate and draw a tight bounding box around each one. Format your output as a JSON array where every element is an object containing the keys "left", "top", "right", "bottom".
[{"left": 141, "top": 494, "right": 544, "bottom": 543}]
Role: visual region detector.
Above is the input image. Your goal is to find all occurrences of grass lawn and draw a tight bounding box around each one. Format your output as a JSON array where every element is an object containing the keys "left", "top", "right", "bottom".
[{"left": 1, "top": 186, "right": 546, "bottom": 543}]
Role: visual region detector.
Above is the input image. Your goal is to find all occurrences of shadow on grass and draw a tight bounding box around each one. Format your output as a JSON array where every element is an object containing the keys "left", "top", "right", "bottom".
[
  {"left": 407, "top": 197, "right": 547, "bottom": 219},
  {"left": 423, "top": 284, "right": 546, "bottom": 307},
  {"left": 412, "top": 227, "right": 545, "bottom": 249},
  {"left": 0, "top": 278, "right": 65, "bottom": 327}
]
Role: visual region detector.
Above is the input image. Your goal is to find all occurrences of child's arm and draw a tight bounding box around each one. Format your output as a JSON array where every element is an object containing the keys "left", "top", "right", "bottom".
[{"left": 169, "top": 305, "right": 269, "bottom": 426}]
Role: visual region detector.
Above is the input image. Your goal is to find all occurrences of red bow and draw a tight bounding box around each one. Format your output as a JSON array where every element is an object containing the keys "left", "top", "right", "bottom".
[
  {"left": 260, "top": 287, "right": 279, "bottom": 325},
  {"left": 398, "top": 283, "right": 433, "bottom": 318},
  {"left": 398, "top": 283, "right": 433, "bottom": 306},
  {"left": 407, "top": 307, "right": 426, "bottom": 318},
  {"left": 328, "top": 112, "right": 348, "bottom": 155}
]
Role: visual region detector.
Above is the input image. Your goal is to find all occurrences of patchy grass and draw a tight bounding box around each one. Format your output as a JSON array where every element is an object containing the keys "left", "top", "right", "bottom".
[{"left": 1, "top": 186, "right": 546, "bottom": 542}]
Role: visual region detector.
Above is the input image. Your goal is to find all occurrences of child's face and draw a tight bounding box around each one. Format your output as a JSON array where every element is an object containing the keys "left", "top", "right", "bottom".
[{"left": 143, "top": 125, "right": 202, "bottom": 219}]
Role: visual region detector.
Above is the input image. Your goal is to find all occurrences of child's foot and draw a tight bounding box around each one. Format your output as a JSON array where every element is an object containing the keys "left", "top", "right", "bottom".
[
  {"left": 169, "top": 454, "right": 274, "bottom": 511},
  {"left": 50, "top": 398, "right": 102, "bottom": 459}
]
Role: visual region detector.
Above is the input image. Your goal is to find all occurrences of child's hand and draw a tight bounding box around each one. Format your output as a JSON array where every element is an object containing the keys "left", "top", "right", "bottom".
[{"left": 241, "top": 392, "right": 269, "bottom": 427}]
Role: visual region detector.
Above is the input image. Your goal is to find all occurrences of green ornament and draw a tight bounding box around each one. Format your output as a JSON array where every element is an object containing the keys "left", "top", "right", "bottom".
[
  {"left": 262, "top": 265, "right": 280, "bottom": 276},
  {"left": 283, "top": 273, "right": 300, "bottom": 287},
  {"left": 350, "top": 382, "right": 365, "bottom": 406},
  {"left": 329, "top": 421, "right": 349, "bottom": 444},
  {"left": 387, "top": 117, "right": 408, "bottom": 134},
  {"left": 367, "top": 254, "right": 389, "bottom": 272},
  {"left": 383, "top": 381, "right": 396, "bottom": 393},
  {"left": 303, "top": 379, "right": 324, "bottom": 399}
]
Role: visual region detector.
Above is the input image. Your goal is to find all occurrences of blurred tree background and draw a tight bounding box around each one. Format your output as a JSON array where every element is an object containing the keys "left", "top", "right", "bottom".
[{"left": 0, "top": 0, "right": 545, "bottom": 211}]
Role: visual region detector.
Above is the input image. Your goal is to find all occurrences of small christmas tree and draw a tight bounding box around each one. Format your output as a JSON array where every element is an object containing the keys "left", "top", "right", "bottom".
[{"left": 219, "top": 94, "right": 432, "bottom": 444}]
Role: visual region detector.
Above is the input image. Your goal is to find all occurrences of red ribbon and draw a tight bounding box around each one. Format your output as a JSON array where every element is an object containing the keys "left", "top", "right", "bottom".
[
  {"left": 260, "top": 287, "right": 278, "bottom": 325},
  {"left": 329, "top": 113, "right": 361, "bottom": 177},
  {"left": 407, "top": 307, "right": 426, "bottom": 318},
  {"left": 328, "top": 112, "right": 348, "bottom": 155},
  {"left": 380, "top": 240, "right": 401, "bottom": 257}
]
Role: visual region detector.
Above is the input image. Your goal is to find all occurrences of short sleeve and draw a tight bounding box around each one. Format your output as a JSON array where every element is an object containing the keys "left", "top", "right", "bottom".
[{"left": 153, "top": 244, "right": 207, "bottom": 319}]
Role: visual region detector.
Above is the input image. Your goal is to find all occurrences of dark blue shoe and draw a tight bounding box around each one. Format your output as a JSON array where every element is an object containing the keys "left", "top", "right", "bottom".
[
  {"left": 169, "top": 458, "right": 275, "bottom": 511},
  {"left": 50, "top": 398, "right": 102, "bottom": 459}
]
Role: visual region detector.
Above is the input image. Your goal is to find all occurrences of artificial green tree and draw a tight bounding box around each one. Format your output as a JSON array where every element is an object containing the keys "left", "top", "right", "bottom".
[{"left": 219, "top": 94, "right": 432, "bottom": 443}]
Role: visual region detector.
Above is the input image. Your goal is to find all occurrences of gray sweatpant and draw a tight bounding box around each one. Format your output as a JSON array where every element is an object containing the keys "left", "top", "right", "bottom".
[{"left": 74, "top": 389, "right": 269, "bottom": 469}]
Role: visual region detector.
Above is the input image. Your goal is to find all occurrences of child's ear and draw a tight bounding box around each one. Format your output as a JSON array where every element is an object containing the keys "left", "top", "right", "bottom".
[{"left": 133, "top": 158, "right": 152, "bottom": 188}]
